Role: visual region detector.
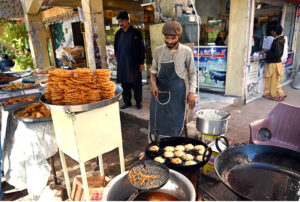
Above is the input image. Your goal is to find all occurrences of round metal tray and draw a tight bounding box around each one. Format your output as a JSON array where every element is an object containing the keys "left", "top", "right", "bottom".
[
  {"left": 13, "top": 104, "right": 52, "bottom": 123},
  {"left": 0, "top": 85, "right": 40, "bottom": 93},
  {"left": 40, "top": 85, "right": 123, "bottom": 112}
]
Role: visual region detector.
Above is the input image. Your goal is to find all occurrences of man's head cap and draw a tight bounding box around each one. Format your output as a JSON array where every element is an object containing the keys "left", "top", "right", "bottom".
[
  {"left": 117, "top": 11, "right": 129, "bottom": 20},
  {"left": 162, "top": 20, "right": 182, "bottom": 36}
]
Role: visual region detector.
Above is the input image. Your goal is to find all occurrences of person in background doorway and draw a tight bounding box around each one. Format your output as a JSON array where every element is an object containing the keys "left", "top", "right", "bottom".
[
  {"left": 261, "top": 24, "right": 287, "bottom": 102},
  {"left": 150, "top": 20, "right": 196, "bottom": 137},
  {"left": 252, "top": 18, "right": 265, "bottom": 54},
  {"left": 114, "top": 11, "right": 145, "bottom": 110},
  {"left": 0, "top": 54, "right": 14, "bottom": 72}
]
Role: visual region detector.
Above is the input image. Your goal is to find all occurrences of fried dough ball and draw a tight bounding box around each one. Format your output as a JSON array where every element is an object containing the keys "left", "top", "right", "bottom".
[
  {"left": 175, "top": 145, "right": 185, "bottom": 151},
  {"left": 196, "top": 155, "right": 204, "bottom": 162},
  {"left": 164, "top": 151, "right": 174, "bottom": 158},
  {"left": 195, "top": 145, "right": 206, "bottom": 154},
  {"left": 171, "top": 158, "right": 182, "bottom": 164},
  {"left": 184, "top": 144, "right": 194, "bottom": 151},
  {"left": 174, "top": 150, "right": 185, "bottom": 157},
  {"left": 154, "top": 156, "right": 165, "bottom": 164},
  {"left": 164, "top": 146, "right": 175, "bottom": 152},
  {"left": 182, "top": 154, "right": 194, "bottom": 161},
  {"left": 185, "top": 160, "right": 197, "bottom": 166},
  {"left": 149, "top": 145, "right": 160, "bottom": 152}
]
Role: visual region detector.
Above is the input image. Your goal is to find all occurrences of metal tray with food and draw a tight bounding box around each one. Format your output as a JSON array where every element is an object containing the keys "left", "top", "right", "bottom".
[
  {"left": 1, "top": 71, "right": 32, "bottom": 78},
  {"left": 40, "top": 85, "right": 123, "bottom": 113},
  {"left": 0, "top": 83, "right": 40, "bottom": 94},
  {"left": 0, "top": 93, "right": 42, "bottom": 111},
  {"left": 0, "top": 75, "right": 19, "bottom": 85},
  {"left": 13, "top": 102, "right": 52, "bottom": 123}
]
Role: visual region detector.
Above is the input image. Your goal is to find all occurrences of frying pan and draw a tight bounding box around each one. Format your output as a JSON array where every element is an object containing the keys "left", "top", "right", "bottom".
[
  {"left": 146, "top": 133, "right": 212, "bottom": 171},
  {"left": 214, "top": 144, "right": 300, "bottom": 201},
  {"left": 127, "top": 160, "right": 169, "bottom": 201}
]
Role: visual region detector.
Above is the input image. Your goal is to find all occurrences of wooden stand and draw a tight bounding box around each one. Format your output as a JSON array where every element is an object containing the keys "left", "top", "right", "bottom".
[{"left": 50, "top": 102, "right": 125, "bottom": 201}]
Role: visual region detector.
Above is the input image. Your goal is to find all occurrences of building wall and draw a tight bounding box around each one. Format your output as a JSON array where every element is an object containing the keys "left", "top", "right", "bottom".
[
  {"left": 225, "top": 0, "right": 254, "bottom": 97},
  {"left": 196, "top": 0, "right": 223, "bottom": 18},
  {"left": 52, "top": 16, "right": 80, "bottom": 50}
]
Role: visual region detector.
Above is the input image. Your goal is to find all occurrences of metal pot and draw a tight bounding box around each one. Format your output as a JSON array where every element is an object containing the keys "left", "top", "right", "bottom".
[
  {"left": 196, "top": 109, "right": 230, "bottom": 135},
  {"left": 102, "top": 169, "right": 196, "bottom": 201}
]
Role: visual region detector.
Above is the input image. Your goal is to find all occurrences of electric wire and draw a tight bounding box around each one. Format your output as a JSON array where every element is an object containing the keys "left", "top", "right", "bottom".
[{"left": 190, "top": 0, "right": 201, "bottom": 103}]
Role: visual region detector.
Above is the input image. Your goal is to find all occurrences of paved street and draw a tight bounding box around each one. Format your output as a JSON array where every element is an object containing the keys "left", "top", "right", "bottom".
[{"left": 13, "top": 83, "right": 300, "bottom": 200}]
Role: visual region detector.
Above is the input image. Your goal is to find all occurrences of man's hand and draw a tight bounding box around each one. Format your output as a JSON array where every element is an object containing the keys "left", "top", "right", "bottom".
[
  {"left": 151, "top": 85, "right": 159, "bottom": 100},
  {"left": 187, "top": 92, "right": 195, "bottom": 109},
  {"left": 139, "top": 64, "right": 145, "bottom": 72},
  {"left": 260, "top": 51, "right": 266, "bottom": 56}
]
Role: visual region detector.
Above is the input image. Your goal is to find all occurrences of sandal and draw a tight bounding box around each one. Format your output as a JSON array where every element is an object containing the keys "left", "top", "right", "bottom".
[
  {"left": 263, "top": 94, "right": 272, "bottom": 99},
  {"left": 277, "top": 95, "right": 287, "bottom": 102},
  {"left": 263, "top": 95, "right": 276, "bottom": 101}
]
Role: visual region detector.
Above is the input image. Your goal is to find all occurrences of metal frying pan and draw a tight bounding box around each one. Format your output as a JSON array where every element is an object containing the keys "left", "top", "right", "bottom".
[
  {"left": 127, "top": 160, "right": 170, "bottom": 201},
  {"left": 214, "top": 144, "right": 300, "bottom": 201}
]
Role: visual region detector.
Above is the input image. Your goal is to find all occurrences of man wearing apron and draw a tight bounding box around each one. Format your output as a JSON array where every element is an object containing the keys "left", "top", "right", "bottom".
[{"left": 150, "top": 21, "right": 197, "bottom": 137}]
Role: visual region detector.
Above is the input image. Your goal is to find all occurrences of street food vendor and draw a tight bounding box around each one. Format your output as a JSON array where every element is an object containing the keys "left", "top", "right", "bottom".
[{"left": 150, "top": 20, "right": 197, "bottom": 137}]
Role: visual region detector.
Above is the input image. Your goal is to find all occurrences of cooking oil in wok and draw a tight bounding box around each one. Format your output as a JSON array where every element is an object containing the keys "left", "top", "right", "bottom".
[
  {"left": 227, "top": 163, "right": 300, "bottom": 200},
  {"left": 134, "top": 191, "right": 179, "bottom": 201}
]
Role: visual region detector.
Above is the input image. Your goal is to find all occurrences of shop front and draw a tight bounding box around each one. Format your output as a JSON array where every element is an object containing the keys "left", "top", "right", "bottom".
[
  {"left": 102, "top": 0, "right": 154, "bottom": 82},
  {"left": 194, "top": 0, "right": 230, "bottom": 91},
  {"left": 245, "top": 0, "right": 300, "bottom": 103}
]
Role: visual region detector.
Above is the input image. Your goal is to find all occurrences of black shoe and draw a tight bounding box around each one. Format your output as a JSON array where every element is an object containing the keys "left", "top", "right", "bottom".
[
  {"left": 121, "top": 104, "right": 131, "bottom": 109},
  {"left": 136, "top": 103, "right": 142, "bottom": 109}
]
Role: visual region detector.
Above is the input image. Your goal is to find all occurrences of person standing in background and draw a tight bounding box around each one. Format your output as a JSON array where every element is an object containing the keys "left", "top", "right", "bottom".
[
  {"left": 252, "top": 18, "right": 265, "bottom": 54},
  {"left": 114, "top": 11, "right": 145, "bottom": 109},
  {"left": 261, "top": 25, "right": 287, "bottom": 102},
  {"left": 0, "top": 54, "right": 14, "bottom": 72}
]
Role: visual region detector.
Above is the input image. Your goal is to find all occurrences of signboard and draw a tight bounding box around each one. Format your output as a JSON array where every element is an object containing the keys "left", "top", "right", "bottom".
[
  {"left": 194, "top": 46, "right": 227, "bottom": 89},
  {"left": 245, "top": 60, "right": 265, "bottom": 104},
  {"left": 279, "top": 52, "right": 294, "bottom": 84},
  {"left": 285, "top": 52, "right": 294, "bottom": 68}
]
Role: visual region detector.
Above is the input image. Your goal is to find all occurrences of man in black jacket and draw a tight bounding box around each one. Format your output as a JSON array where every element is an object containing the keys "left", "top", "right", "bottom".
[
  {"left": 114, "top": 11, "right": 145, "bottom": 109},
  {"left": 261, "top": 24, "right": 286, "bottom": 101}
]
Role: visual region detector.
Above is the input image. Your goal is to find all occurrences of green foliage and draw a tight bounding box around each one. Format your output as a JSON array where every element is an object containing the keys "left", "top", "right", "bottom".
[
  {"left": 0, "top": 21, "right": 34, "bottom": 71},
  {"left": 0, "top": 44, "right": 14, "bottom": 59},
  {"left": 0, "top": 23, "right": 27, "bottom": 52},
  {"left": 11, "top": 53, "right": 34, "bottom": 72}
]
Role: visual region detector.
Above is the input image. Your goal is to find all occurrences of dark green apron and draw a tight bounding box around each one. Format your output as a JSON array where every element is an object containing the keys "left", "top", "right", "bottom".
[{"left": 150, "top": 61, "right": 186, "bottom": 137}]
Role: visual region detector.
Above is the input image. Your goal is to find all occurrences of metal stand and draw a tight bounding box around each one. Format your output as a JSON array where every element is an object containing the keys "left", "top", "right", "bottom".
[{"left": 50, "top": 102, "right": 125, "bottom": 201}]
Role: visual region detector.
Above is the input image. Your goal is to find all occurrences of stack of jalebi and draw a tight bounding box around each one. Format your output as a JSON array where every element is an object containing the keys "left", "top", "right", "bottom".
[
  {"left": 94, "top": 69, "right": 115, "bottom": 100},
  {"left": 46, "top": 68, "right": 115, "bottom": 105},
  {"left": 47, "top": 69, "right": 73, "bottom": 105}
]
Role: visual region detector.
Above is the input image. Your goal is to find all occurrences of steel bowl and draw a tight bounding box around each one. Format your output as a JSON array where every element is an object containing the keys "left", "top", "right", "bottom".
[
  {"left": 102, "top": 169, "right": 196, "bottom": 201},
  {"left": 196, "top": 109, "right": 230, "bottom": 135}
]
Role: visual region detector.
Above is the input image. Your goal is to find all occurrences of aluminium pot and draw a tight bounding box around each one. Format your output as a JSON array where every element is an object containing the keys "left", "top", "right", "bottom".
[
  {"left": 102, "top": 169, "right": 196, "bottom": 201},
  {"left": 196, "top": 109, "right": 230, "bottom": 135}
]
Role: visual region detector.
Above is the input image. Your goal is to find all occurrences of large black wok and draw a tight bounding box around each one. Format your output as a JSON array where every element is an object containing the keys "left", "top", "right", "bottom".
[
  {"left": 214, "top": 144, "right": 300, "bottom": 201},
  {"left": 145, "top": 135, "right": 212, "bottom": 172}
]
